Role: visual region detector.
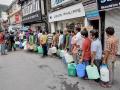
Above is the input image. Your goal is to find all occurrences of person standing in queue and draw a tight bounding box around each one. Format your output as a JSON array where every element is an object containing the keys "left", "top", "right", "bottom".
[
  {"left": 0, "top": 28, "right": 6, "bottom": 55},
  {"left": 40, "top": 31, "right": 48, "bottom": 57}
]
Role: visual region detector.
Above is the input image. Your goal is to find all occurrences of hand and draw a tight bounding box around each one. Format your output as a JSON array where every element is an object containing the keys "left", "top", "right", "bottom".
[
  {"left": 91, "top": 62, "right": 94, "bottom": 67},
  {"left": 79, "top": 59, "right": 83, "bottom": 63},
  {"left": 102, "top": 60, "right": 106, "bottom": 64}
]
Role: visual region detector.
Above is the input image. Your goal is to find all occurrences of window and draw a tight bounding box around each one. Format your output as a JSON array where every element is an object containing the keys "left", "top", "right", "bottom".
[
  {"left": 41, "top": 0, "right": 45, "bottom": 15},
  {"left": 36, "top": 0, "right": 40, "bottom": 11}
]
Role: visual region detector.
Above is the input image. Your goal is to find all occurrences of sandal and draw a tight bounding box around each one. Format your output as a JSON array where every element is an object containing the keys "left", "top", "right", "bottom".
[
  {"left": 100, "top": 83, "right": 107, "bottom": 88},
  {"left": 106, "top": 84, "right": 112, "bottom": 88}
]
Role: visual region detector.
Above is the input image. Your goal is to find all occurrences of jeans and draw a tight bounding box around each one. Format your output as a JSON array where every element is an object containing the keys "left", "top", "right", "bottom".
[
  {"left": 42, "top": 44, "right": 48, "bottom": 56},
  {"left": 1, "top": 44, "right": 6, "bottom": 55},
  {"left": 94, "top": 60, "right": 102, "bottom": 73},
  {"left": 108, "top": 58, "right": 115, "bottom": 84},
  {"left": 83, "top": 60, "right": 90, "bottom": 78}
]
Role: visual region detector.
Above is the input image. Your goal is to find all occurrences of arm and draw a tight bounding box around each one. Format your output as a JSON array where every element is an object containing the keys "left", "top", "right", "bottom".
[
  {"left": 103, "top": 39, "right": 111, "bottom": 64},
  {"left": 91, "top": 43, "right": 97, "bottom": 65},
  {"left": 103, "top": 50, "right": 110, "bottom": 64},
  {"left": 91, "top": 51, "right": 96, "bottom": 65}
]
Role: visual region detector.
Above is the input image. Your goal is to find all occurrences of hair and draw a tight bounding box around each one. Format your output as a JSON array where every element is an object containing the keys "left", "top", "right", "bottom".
[
  {"left": 56, "top": 30, "right": 59, "bottom": 33},
  {"left": 90, "top": 30, "right": 99, "bottom": 38},
  {"left": 40, "top": 30, "right": 42, "bottom": 33},
  {"left": 53, "top": 32, "right": 56, "bottom": 35},
  {"left": 81, "top": 29, "right": 88, "bottom": 37},
  {"left": 105, "top": 27, "right": 115, "bottom": 35},
  {"left": 76, "top": 27, "right": 81, "bottom": 32},
  {"left": 60, "top": 31, "right": 63, "bottom": 34},
  {"left": 42, "top": 31, "right": 45, "bottom": 34},
  {"left": 71, "top": 31, "right": 75, "bottom": 34}
]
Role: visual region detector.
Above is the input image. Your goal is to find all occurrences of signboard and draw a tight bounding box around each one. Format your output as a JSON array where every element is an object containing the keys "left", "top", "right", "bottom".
[
  {"left": 82, "top": 0, "right": 100, "bottom": 20},
  {"left": 49, "top": 3, "right": 85, "bottom": 22},
  {"left": 15, "top": 14, "right": 20, "bottom": 24},
  {"left": 22, "top": 11, "right": 41, "bottom": 24},
  {"left": 98, "top": 0, "right": 120, "bottom": 10},
  {"left": 51, "top": 0, "right": 72, "bottom": 8}
]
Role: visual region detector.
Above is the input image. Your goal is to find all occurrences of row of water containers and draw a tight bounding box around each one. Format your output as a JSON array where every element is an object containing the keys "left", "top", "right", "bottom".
[
  {"left": 58, "top": 50, "right": 109, "bottom": 82},
  {"left": 68, "top": 63, "right": 109, "bottom": 82}
]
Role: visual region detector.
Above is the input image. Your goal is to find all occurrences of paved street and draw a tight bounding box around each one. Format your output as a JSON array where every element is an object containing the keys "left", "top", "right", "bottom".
[{"left": 0, "top": 50, "right": 119, "bottom": 90}]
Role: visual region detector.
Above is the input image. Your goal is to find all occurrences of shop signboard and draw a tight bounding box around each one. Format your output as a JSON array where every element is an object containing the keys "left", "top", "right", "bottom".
[
  {"left": 49, "top": 3, "right": 85, "bottom": 22},
  {"left": 82, "top": 0, "right": 100, "bottom": 19},
  {"left": 98, "top": 0, "right": 120, "bottom": 10},
  {"left": 15, "top": 14, "right": 20, "bottom": 24},
  {"left": 22, "top": 11, "right": 41, "bottom": 24},
  {"left": 51, "top": 0, "right": 72, "bottom": 8}
]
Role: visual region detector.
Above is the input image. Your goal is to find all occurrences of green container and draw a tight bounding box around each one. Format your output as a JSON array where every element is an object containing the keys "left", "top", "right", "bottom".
[
  {"left": 13, "top": 44, "right": 17, "bottom": 48},
  {"left": 56, "top": 49, "right": 61, "bottom": 57},
  {"left": 37, "top": 46, "right": 43, "bottom": 54},
  {"left": 86, "top": 65, "right": 100, "bottom": 79},
  {"left": 68, "top": 63, "right": 77, "bottom": 77},
  {"left": 34, "top": 45, "right": 38, "bottom": 52}
]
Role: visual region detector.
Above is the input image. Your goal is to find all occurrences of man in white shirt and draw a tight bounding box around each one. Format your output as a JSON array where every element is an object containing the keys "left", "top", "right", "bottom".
[
  {"left": 58, "top": 31, "right": 64, "bottom": 49},
  {"left": 75, "top": 28, "right": 83, "bottom": 49},
  {"left": 90, "top": 30, "right": 102, "bottom": 82},
  {"left": 19, "top": 31, "right": 24, "bottom": 42}
]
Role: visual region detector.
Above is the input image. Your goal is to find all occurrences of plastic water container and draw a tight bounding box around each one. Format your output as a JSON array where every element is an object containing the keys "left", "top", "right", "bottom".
[
  {"left": 86, "top": 65, "right": 100, "bottom": 79},
  {"left": 100, "top": 64, "right": 109, "bottom": 82},
  {"left": 60, "top": 50, "right": 65, "bottom": 58},
  {"left": 37, "top": 46, "right": 43, "bottom": 54},
  {"left": 62, "top": 56, "right": 67, "bottom": 65},
  {"left": 34, "top": 45, "right": 38, "bottom": 52},
  {"left": 76, "top": 63, "right": 86, "bottom": 78},
  {"left": 68, "top": 63, "right": 77, "bottom": 77}
]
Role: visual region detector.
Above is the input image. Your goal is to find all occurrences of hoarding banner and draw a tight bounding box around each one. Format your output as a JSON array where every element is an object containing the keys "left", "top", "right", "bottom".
[
  {"left": 49, "top": 3, "right": 85, "bottom": 22},
  {"left": 98, "top": 0, "right": 120, "bottom": 10},
  {"left": 51, "top": 0, "right": 71, "bottom": 8}
]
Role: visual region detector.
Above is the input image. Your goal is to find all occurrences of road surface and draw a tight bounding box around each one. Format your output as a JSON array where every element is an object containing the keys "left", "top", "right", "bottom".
[{"left": 0, "top": 50, "right": 119, "bottom": 90}]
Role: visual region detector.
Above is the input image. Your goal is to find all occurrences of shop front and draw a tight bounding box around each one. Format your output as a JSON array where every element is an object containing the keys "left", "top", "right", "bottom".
[
  {"left": 49, "top": 3, "right": 85, "bottom": 33},
  {"left": 82, "top": 0, "right": 100, "bottom": 32},
  {"left": 21, "top": 0, "right": 48, "bottom": 32},
  {"left": 98, "top": 0, "right": 120, "bottom": 54}
]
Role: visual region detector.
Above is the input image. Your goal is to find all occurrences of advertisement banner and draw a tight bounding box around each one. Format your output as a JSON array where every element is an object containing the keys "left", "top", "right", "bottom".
[
  {"left": 82, "top": 0, "right": 100, "bottom": 19},
  {"left": 15, "top": 14, "right": 20, "bottom": 24},
  {"left": 98, "top": 0, "right": 120, "bottom": 10},
  {"left": 49, "top": 3, "right": 85, "bottom": 22},
  {"left": 51, "top": 0, "right": 71, "bottom": 8}
]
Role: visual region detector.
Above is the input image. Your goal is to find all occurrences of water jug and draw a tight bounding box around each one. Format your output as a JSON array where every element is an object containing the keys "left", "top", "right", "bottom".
[
  {"left": 34, "top": 45, "right": 38, "bottom": 52},
  {"left": 19, "top": 42, "right": 23, "bottom": 49},
  {"left": 76, "top": 63, "right": 86, "bottom": 78},
  {"left": 68, "top": 63, "right": 77, "bottom": 77},
  {"left": 100, "top": 64, "right": 109, "bottom": 82},
  {"left": 60, "top": 50, "right": 65, "bottom": 58},
  {"left": 37, "top": 46, "right": 43, "bottom": 54},
  {"left": 65, "top": 53, "right": 74, "bottom": 64},
  {"left": 86, "top": 65, "right": 100, "bottom": 79},
  {"left": 62, "top": 56, "right": 67, "bottom": 65},
  {"left": 57, "top": 49, "right": 61, "bottom": 57}
]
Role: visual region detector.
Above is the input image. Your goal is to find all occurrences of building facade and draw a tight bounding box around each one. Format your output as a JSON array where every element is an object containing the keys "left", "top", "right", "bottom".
[
  {"left": 18, "top": 0, "right": 50, "bottom": 32},
  {"left": 49, "top": 0, "right": 86, "bottom": 33},
  {"left": 0, "top": 4, "right": 8, "bottom": 30},
  {"left": 7, "top": 0, "right": 22, "bottom": 29},
  {"left": 98, "top": 0, "right": 120, "bottom": 54}
]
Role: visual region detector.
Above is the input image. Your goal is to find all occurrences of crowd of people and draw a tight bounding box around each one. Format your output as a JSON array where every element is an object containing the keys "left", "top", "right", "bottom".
[{"left": 0, "top": 26, "right": 119, "bottom": 88}]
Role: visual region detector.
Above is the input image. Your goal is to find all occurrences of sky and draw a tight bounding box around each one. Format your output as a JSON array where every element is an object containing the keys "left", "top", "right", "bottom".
[{"left": 0, "top": 0, "right": 13, "bottom": 5}]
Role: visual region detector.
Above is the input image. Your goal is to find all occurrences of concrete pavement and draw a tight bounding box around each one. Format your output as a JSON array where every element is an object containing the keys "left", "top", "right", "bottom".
[{"left": 0, "top": 50, "right": 119, "bottom": 90}]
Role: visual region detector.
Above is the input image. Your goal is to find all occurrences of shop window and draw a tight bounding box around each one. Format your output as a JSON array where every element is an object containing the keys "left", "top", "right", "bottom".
[{"left": 66, "top": 23, "right": 75, "bottom": 31}]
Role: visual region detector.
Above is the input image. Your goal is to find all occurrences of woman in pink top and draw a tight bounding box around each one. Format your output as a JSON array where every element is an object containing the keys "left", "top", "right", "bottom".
[{"left": 71, "top": 31, "right": 77, "bottom": 63}]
